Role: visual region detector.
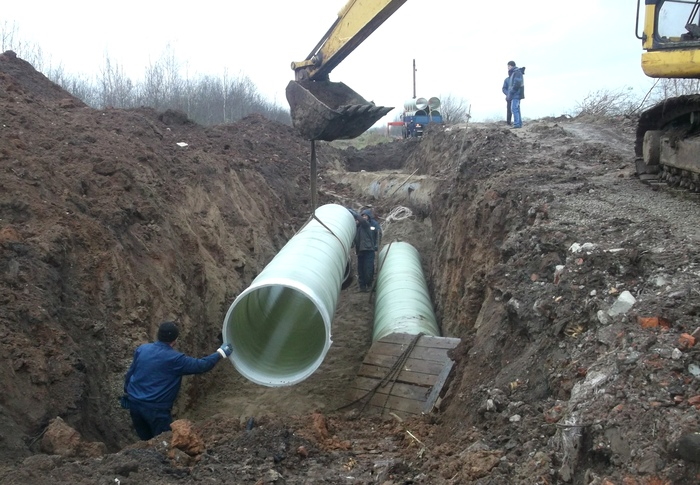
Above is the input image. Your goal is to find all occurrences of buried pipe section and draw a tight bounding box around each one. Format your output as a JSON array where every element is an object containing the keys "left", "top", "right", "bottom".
[
  {"left": 373, "top": 241, "right": 441, "bottom": 342},
  {"left": 222, "top": 204, "right": 355, "bottom": 387}
]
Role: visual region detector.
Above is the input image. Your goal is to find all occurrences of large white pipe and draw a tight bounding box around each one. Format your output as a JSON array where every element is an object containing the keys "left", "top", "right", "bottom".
[
  {"left": 373, "top": 242, "right": 440, "bottom": 341},
  {"left": 221, "top": 204, "right": 356, "bottom": 387}
]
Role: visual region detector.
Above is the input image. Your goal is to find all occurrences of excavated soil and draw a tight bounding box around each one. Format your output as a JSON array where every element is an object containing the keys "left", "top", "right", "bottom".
[{"left": 1, "top": 51, "right": 700, "bottom": 484}]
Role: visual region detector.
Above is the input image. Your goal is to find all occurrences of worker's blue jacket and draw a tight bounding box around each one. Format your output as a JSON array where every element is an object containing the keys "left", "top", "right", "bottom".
[
  {"left": 507, "top": 67, "right": 526, "bottom": 100},
  {"left": 124, "top": 341, "right": 221, "bottom": 410}
]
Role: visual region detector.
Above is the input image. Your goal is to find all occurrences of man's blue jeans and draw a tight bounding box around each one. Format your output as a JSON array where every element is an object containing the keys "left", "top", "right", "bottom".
[{"left": 511, "top": 98, "right": 522, "bottom": 127}]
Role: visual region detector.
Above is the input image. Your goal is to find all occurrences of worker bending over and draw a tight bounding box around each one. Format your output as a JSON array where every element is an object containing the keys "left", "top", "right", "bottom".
[{"left": 121, "top": 321, "right": 232, "bottom": 440}]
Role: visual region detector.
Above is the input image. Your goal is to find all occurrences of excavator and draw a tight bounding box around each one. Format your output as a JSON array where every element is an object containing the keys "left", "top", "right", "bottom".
[
  {"left": 286, "top": 1, "right": 700, "bottom": 193},
  {"left": 286, "top": 0, "right": 408, "bottom": 142},
  {"left": 636, "top": 0, "right": 700, "bottom": 191}
]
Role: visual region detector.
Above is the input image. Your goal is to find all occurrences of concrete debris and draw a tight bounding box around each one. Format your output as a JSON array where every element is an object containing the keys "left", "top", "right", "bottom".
[{"left": 607, "top": 290, "right": 636, "bottom": 317}]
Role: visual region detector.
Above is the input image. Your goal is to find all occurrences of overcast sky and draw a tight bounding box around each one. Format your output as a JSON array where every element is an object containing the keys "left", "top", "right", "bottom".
[{"left": 3, "top": 0, "right": 655, "bottom": 124}]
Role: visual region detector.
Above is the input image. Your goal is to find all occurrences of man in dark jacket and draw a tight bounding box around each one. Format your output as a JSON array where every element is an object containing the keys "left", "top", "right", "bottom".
[
  {"left": 501, "top": 76, "right": 512, "bottom": 125},
  {"left": 350, "top": 209, "right": 378, "bottom": 292},
  {"left": 122, "top": 321, "right": 232, "bottom": 440},
  {"left": 506, "top": 61, "right": 525, "bottom": 128},
  {"left": 362, "top": 208, "right": 383, "bottom": 252}
]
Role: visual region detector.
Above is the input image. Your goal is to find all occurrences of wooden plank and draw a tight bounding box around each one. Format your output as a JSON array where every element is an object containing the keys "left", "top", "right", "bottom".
[
  {"left": 369, "top": 341, "right": 454, "bottom": 362},
  {"left": 346, "top": 388, "right": 425, "bottom": 415},
  {"left": 357, "top": 364, "right": 438, "bottom": 387},
  {"left": 379, "top": 333, "right": 461, "bottom": 350},
  {"left": 361, "top": 353, "right": 447, "bottom": 373},
  {"left": 360, "top": 354, "right": 446, "bottom": 374},
  {"left": 347, "top": 335, "right": 463, "bottom": 418},
  {"left": 422, "top": 360, "right": 454, "bottom": 413},
  {"left": 351, "top": 376, "right": 432, "bottom": 401}
]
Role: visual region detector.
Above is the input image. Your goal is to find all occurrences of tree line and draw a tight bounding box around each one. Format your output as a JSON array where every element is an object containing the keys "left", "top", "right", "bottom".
[{"left": 1, "top": 24, "right": 290, "bottom": 126}]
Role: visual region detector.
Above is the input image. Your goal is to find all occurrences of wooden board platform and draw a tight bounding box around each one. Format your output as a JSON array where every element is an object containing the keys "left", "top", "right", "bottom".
[{"left": 346, "top": 332, "right": 461, "bottom": 418}]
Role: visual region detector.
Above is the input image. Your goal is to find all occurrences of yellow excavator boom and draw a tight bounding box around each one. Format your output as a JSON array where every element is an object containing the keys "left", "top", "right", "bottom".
[{"left": 286, "top": 0, "right": 409, "bottom": 141}]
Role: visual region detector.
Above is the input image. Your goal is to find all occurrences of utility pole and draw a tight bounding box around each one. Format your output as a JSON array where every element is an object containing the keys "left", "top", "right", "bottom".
[{"left": 412, "top": 59, "right": 417, "bottom": 99}]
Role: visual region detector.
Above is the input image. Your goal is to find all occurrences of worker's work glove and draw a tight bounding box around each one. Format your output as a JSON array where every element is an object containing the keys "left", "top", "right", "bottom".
[
  {"left": 119, "top": 395, "right": 130, "bottom": 409},
  {"left": 217, "top": 343, "right": 233, "bottom": 358}
]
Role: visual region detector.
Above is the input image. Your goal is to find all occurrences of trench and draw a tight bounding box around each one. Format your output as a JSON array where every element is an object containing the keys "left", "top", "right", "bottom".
[
  {"left": 174, "top": 131, "right": 535, "bottom": 438},
  {"left": 63, "top": 126, "right": 546, "bottom": 453},
  {"left": 19, "top": 126, "right": 543, "bottom": 458}
]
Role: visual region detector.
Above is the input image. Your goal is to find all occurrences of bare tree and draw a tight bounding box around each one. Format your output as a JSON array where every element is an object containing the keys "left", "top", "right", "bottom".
[
  {"left": 98, "top": 56, "right": 134, "bottom": 108},
  {"left": 59, "top": 75, "right": 99, "bottom": 106},
  {"left": 572, "top": 87, "right": 641, "bottom": 117},
  {"left": 0, "top": 21, "right": 41, "bottom": 64},
  {"left": 1, "top": 22, "right": 48, "bottom": 74},
  {"left": 650, "top": 79, "right": 700, "bottom": 103},
  {"left": 222, "top": 68, "right": 230, "bottom": 123},
  {"left": 159, "top": 45, "right": 184, "bottom": 110},
  {"left": 227, "top": 75, "right": 263, "bottom": 121},
  {"left": 141, "top": 59, "right": 166, "bottom": 109},
  {"left": 44, "top": 63, "right": 67, "bottom": 88},
  {"left": 188, "top": 74, "right": 224, "bottom": 125},
  {"left": 437, "top": 94, "right": 471, "bottom": 124},
  {"left": 0, "top": 21, "right": 18, "bottom": 51}
]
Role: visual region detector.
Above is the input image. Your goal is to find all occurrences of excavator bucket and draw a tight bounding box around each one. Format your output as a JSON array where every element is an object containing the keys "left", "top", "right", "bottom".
[{"left": 286, "top": 80, "right": 393, "bottom": 141}]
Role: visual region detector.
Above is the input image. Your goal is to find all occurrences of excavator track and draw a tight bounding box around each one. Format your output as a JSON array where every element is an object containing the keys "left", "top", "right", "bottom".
[{"left": 635, "top": 94, "right": 700, "bottom": 193}]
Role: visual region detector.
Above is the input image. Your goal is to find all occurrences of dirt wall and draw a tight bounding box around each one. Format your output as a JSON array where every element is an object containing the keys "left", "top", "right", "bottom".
[{"left": 0, "top": 52, "right": 340, "bottom": 452}]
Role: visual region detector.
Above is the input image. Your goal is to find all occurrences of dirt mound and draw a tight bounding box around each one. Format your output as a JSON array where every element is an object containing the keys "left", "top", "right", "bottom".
[
  {"left": 422, "top": 119, "right": 700, "bottom": 484},
  {"left": 1, "top": 51, "right": 700, "bottom": 485},
  {"left": 0, "top": 52, "right": 324, "bottom": 453},
  {"left": 0, "top": 50, "right": 85, "bottom": 106}
]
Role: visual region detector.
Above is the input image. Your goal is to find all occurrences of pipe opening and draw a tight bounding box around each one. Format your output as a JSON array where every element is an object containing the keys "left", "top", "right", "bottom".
[{"left": 223, "top": 283, "right": 329, "bottom": 387}]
